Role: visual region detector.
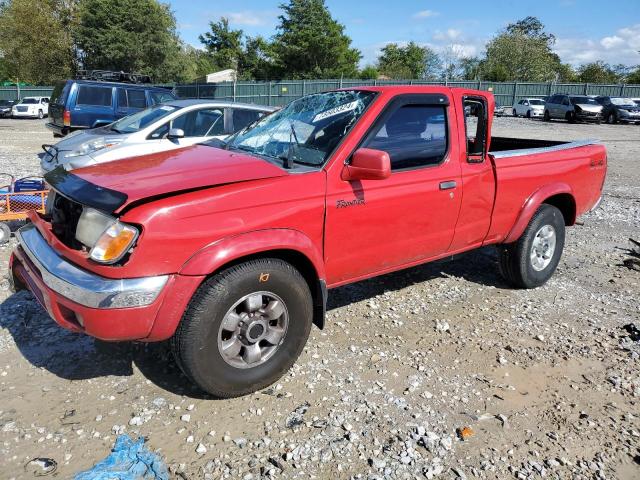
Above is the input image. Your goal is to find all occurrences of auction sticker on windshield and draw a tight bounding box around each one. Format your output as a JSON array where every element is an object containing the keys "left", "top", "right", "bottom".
[{"left": 313, "top": 101, "right": 360, "bottom": 123}]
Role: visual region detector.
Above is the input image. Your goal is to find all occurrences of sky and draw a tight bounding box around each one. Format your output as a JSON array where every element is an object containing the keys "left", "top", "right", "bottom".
[{"left": 168, "top": 0, "right": 640, "bottom": 67}]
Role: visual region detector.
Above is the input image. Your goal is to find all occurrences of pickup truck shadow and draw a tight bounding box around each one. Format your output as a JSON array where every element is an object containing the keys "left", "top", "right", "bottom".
[
  {"left": 328, "top": 246, "right": 503, "bottom": 310},
  {"left": 0, "top": 247, "right": 504, "bottom": 398}
]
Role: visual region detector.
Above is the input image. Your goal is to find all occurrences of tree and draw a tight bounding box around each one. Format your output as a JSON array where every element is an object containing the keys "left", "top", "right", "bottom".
[
  {"left": 239, "top": 36, "right": 275, "bottom": 80},
  {"left": 627, "top": 66, "right": 640, "bottom": 85},
  {"left": 271, "top": 0, "right": 361, "bottom": 79},
  {"left": 199, "top": 18, "right": 244, "bottom": 72},
  {"left": 480, "top": 16, "right": 564, "bottom": 81},
  {"left": 75, "top": 0, "right": 182, "bottom": 82},
  {"left": 577, "top": 61, "right": 620, "bottom": 83},
  {"left": 377, "top": 42, "right": 440, "bottom": 79},
  {"left": 359, "top": 65, "right": 379, "bottom": 80},
  {"left": 459, "top": 57, "right": 482, "bottom": 80},
  {"left": 0, "top": 0, "right": 76, "bottom": 84}
]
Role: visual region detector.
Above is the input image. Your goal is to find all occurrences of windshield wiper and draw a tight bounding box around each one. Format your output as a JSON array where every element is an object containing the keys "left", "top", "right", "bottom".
[
  {"left": 283, "top": 122, "right": 301, "bottom": 169},
  {"left": 110, "top": 126, "right": 122, "bottom": 133}
]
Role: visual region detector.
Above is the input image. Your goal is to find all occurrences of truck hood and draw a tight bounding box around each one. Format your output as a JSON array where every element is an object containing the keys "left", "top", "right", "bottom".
[{"left": 45, "top": 145, "right": 287, "bottom": 213}]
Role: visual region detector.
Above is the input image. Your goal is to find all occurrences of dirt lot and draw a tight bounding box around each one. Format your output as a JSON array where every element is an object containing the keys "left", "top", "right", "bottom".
[{"left": 0, "top": 115, "right": 638, "bottom": 480}]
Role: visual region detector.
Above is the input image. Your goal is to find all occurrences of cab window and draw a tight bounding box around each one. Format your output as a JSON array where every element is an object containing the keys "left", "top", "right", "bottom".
[{"left": 365, "top": 104, "right": 448, "bottom": 171}]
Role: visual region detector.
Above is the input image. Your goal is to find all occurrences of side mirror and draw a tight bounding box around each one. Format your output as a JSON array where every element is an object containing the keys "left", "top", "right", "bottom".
[
  {"left": 342, "top": 148, "right": 391, "bottom": 181},
  {"left": 168, "top": 128, "right": 185, "bottom": 139}
]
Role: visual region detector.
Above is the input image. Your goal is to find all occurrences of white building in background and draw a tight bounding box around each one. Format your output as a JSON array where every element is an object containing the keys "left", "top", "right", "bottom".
[{"left": 205, "top": 69, "right": 237, "bottom": 83}]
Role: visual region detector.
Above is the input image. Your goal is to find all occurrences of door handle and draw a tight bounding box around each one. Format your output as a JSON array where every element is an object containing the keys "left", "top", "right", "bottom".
[{"left": 439, "top": 180, "right": 457, "bottom": 190}]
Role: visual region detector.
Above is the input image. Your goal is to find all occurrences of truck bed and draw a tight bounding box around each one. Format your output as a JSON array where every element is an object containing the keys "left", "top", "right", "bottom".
[{"left": 490, "top": 136, "right": 599, "bottom": 158}]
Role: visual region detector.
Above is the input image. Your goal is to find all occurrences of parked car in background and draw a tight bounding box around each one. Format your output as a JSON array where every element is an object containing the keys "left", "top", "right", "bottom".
[
  {"left": 494, "top": 104, "right": 506, "bottom": 117},
  {"left": 11, "top": 97, "right": 49, "bottom": 119},
  {"left": 0, "top": 99, "right": 17, "bottom": 118},
  {"left": 40, "top": 100, "right": 276, "bottom": 172},
  {"left": 595, "top": 96, "right": 640, "bottom": 124},
  {"left": 543, "top": 94, "right": 603, "bottom": 123},
  {"left": 46, "top": 79, "right": 175, "bottom": 137},
  {"left": 513, "top": 98, "right": 545, "bottom": 118},
  {"left": 12, "top": 86, "right": 607, "bottom": 398}
]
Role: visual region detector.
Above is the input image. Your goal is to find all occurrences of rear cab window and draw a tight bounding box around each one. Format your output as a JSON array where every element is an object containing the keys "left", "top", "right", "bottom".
[
  {"left": 76, "top": 85, "right": 113, "bottom": 107},
  {"left": 463, "top": 97, "right": 488, "bottom": 161}
]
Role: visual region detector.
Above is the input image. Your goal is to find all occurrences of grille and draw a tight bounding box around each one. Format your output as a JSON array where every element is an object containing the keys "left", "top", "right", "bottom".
[
  {"left": 47, "top": 191, "right": 83, "bottom": 249},
  {"left": 16, "top": 106, "right": 28, "bottom": 112}
]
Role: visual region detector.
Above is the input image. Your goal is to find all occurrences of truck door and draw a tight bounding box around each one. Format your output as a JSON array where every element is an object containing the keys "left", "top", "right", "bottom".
[
  {"left": 324, "top": 94, "right": 463, "bottom": 285},
  {"left": 448, "top": 93, "right": 496, "bottom": 251}
]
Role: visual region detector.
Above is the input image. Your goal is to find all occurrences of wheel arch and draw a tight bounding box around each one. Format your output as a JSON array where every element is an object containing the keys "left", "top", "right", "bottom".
[
  {"left": 180, "top": 229, "right": 327, "bottom": 329},
  {"left": 504, "top": 184, "right": 575, "bottom": 243}
]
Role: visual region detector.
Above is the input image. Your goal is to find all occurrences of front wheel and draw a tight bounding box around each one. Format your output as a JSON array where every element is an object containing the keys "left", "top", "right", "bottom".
[
  {"left": 498, "top": 204, "right": 566, "bottom": 289},
  {"left": 171, "top": 258, "right": 313, "bottom": 398},
  {"left": 37, "top": 110, "right": 43, "bottom": 119},
  {"left": 543, "top": 110, "right": 550, "bottom": 121},
  {"left": 512, "top": 109, "right": 517, "bottom": 117},
  {"left": 606, "top": 113, "right": 616, "bottom": 124},
  {"left": 526, "top": 110, "right": 531, "bottom": 119}
]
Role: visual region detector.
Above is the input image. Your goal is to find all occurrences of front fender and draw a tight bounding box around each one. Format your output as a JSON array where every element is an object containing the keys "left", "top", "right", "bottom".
[
  {"left": 504, "top": 183, "right": 574, "bottom": 243},
  {"left": 179, "top": 228, "right": 326, "bottom": 281}
]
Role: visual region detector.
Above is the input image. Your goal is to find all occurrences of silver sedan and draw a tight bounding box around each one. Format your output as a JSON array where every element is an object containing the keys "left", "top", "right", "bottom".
[{"left": 40, "top": 99, "right": 276, "bottom": 173}]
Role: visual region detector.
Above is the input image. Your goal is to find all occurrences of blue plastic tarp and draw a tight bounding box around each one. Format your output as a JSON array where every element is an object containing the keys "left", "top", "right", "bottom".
[{"left": 74, "top": 435, "right": 169, "bottom": 480}]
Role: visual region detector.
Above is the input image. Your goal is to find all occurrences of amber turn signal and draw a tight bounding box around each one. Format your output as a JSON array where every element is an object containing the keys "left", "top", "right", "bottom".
[{"left": 89, "top": 222, "right": 139, "bottom": 264}]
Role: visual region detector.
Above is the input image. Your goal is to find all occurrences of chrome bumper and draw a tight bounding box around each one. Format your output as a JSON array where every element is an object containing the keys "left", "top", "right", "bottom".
[{"left": 16, "top": 224, "right": 168, "bottom": 309}]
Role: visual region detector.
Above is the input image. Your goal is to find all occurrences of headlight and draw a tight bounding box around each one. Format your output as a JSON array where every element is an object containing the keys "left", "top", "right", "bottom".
[
  {"left": 75, "top": 207, "right": 139, "bottom": 264},
  {"left": 90, "top": 222, "right": 139, "bottom": 264},
  {"left": 66, "top": 138, "right": 121, "bottom": 158}
]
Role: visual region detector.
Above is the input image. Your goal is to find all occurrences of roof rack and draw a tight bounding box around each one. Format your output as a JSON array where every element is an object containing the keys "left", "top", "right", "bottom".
[{"left": 75, "top": 70, "right": 152, "bottom": 84}]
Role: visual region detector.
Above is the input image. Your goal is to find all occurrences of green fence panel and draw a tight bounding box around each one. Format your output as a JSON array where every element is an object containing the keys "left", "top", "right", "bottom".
[{"left": 5, "top": 81, "right": 639, "bottom": 107}]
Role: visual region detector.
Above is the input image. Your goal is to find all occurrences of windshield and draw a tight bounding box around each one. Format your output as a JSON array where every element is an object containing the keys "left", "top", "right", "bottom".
[
  {"left": 110, "top": 104, "right": 179, "bottom": 133},
  {"left": 529, "top": 99, "right": 544, "bottom": 105},
  {"left": 219, "top": 90, "right": 376, "bottom": 167},
  {"left": 20, "top": 98, "right": 38, "bottom": 104},
  {"left": 0, "top": 100, "right": 14, "bottom": 106},
  {"left": 610, "top": 97, "right": 636, "bottom": 106},
  {"left": 570, "top": 96, "right": 598, "bottom": 105}
]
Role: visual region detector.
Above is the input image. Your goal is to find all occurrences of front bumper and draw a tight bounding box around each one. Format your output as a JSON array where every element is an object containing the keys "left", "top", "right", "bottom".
[
  {"left": 530, "top": 109, "right": 544, "bottom": 117},
  {"left": 10, "top": 223, "right": 202, "bottom": 341},
  {"left": 575, "top": 112, "right": 602, "bottom": 122},
  {"left": 12, "top": 110, "right": 39, "bottom": 118}
]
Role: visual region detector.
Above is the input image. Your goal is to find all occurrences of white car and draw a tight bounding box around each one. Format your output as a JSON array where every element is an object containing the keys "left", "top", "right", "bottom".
[
  {"left": 12, "top": 96, "right": 49, "bottom": 119},
  {"left": 512, "top": 98, "right": 546, "bottom": 118},
  {"left": 40, "top": 99, "right": 276, "bottom": 173}
]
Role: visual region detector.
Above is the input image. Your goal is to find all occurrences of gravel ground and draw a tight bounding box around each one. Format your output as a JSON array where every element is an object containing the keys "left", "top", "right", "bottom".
[{"left": 0, "top": 115, "right": 638, "bottom": 480}]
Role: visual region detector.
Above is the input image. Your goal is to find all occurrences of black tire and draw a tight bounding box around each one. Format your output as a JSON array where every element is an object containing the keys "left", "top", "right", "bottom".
[
  {"left": 526, "top": 110, "right": 531, "bottom": 118},
  {"left": 606, "top": 113, "right": 616, "bottom": 124},
  {"left": 497, "top": 204, "right": 565, "bottom": 289},
  {"left": 512, "top": 109, "right": 517, "bottom": 117},
  {"left": 171, "top": 258, "right": 313, "bottom": 398},
  {"left": 566, "top": 112, "right": 576, "bottom": 123},
  {"left": 0, "top": 223, "right": 10, "bottom": 244},
  {"left": 543, "top": 110, "right": 550, "bottom": 121},
  {"left": 37, "top": 110, "right": 43, "bottom": 119}
]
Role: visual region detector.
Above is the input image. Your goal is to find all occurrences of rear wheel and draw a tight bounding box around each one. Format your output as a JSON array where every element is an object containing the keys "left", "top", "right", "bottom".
[
  {"left": 498, "top": 204, "right": 565, "bottom": 289},
  {"left": 512, "top": 109, "right": 517, "bottom": 117},
  {"left": 171, "top": 258, "right": 313, "bottom": 398},
  {"left": 526, "top": 110, "right": 531, "bottom": 119},
  {"left": 543, "top": 110, "right": 550, "bottom": 121},
  {"left": 566, "top": 112, "right": 576, "bottom": 123}
]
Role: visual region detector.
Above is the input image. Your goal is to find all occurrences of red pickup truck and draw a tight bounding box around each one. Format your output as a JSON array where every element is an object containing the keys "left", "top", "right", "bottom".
[{"left": 10, "top": 86, "right": 606, "bottom": 397}]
